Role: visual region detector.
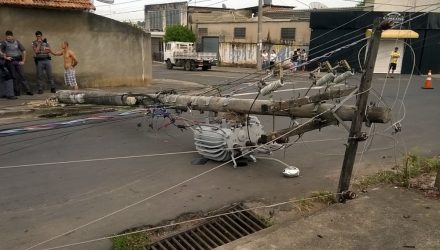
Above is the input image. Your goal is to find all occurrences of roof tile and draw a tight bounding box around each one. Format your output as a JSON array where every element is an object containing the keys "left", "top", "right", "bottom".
[{"left": 0, "top": 0, "right": 95, "bottom": 10}]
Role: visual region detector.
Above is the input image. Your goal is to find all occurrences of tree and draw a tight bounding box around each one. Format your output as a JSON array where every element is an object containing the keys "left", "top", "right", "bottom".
[
  {"left": 163, "top": 25, "right": 196, "bottom": 43},
  {"left": 356, "top": 0, "right": 366, "bottom": 7}
]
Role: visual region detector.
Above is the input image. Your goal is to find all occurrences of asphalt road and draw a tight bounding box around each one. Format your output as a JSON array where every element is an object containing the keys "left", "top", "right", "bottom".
[{"left": 0, "top": 66, "right": 439, "bottom": 250}]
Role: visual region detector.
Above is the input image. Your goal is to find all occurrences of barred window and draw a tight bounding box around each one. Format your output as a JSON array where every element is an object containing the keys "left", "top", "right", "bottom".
[
  {"left": 166, "top": 9, "right": 181, "bottom": 27},
  {"left": 234, "top": 27, "right": 246, "bottom": 38},
  {"left": 148, "top": 11, "right": 163, "bottom": 31},
  {"left": 281, "top": 28, "right": 296, "bottom": 40},
  {"left": 198, "top": 28, "right": 208, "bottom": 36}
]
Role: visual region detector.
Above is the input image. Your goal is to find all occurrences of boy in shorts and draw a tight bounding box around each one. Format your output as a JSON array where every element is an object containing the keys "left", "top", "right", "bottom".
[
  {"left": 387, "top": 47, "right": 400, "bottom": 78},
  {"left": 51, "top": 41, "right": 78, "bottom": 90}
]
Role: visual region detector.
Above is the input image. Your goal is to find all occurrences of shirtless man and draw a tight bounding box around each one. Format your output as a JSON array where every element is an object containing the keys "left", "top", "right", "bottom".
[{"left": 51, "top": 41, "right": 78, "bottom": 90}]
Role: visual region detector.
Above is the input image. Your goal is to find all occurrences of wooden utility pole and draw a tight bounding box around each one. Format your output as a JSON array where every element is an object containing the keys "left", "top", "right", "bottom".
[
  {"left": 256, "top": 0, "right": 263, "bottom": 71},
  {"left": 337, "top": 18, "right": 389, "bottom": 202}
]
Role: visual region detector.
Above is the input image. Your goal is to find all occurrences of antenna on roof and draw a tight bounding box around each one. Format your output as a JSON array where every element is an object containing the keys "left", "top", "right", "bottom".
[
  {"left": 309, "top": 2, "right": 328, "bottom": 9},
  {"left": 96, "top": 0, "right": 114, "bottom": 4}
]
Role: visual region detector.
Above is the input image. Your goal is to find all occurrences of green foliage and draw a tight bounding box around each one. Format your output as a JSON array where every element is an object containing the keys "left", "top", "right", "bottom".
[
  {"left": 357, "top": 170, "right": 404, "bottom": 187},
  {"left": 309, "top": 191, "right": 337, "bottom": 205},
  {"left": 356, "top": 0, "right": 365, "bottom": 7},
  {"left": 405, "top": 153, "right": 440, "bottom": 178},
  {"left": 354, "top": 154, "right": 440, "bottom": 188},
  {"left": 112, "top": 232, "right": 149, "bottom": 250},
  {"left": 164, "top": 25, "right": 196, "bottom": 43}
]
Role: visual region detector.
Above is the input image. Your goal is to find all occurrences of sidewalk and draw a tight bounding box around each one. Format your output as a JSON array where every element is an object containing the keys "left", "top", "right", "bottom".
[{"left": 217, "top": 186, "right": 440, "bottom": 250}]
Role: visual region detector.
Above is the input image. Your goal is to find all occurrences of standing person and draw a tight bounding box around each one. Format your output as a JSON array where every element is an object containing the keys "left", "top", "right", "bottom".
[
  {"left": 0, "top": 50, "right": 16, "bottom": 99},
  {"left": 269, "top": 49, "right": 277, "bottom": 71},
  {"left": 290, "top": 48, "right": 299, "bottom": 72},
  {"left": 261, "top": 50, "right": 269, "bottom": 71},
  {"left": 387, "top": 47, "right": 400, "bottom": 78},
  {"left": 51, "top": 41, "right": 79, "bottom": 90},
  {"left": 32, "top": 31, "right": 56, "bottom": 94},
  {"left": 0, "top": 30, "right": 33, "bottom": 96},
  {"left": 300, "top": 49, "right": 307, "bottom": 71}
]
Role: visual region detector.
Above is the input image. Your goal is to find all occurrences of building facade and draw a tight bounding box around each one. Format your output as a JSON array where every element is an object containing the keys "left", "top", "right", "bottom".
[
  {"left": 144, "top": 1, "right": 189, "bottom": 62},
  {"left": 145, "top": 2, "right": 312, "bottom": 67}
]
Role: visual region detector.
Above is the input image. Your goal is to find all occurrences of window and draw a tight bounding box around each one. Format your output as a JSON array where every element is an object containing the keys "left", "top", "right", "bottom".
[
  {"left": 281, "top": 28, "right": 296, "bottom": 40},
  {"left": 148, "top": 11, "right": 163, "bottom": 31},
  {"left": 234, "top": 27, "right": 246, "bottom": 39},
  {"left": 198, "top": 28, "right": 208, "bottom": 36},
  {"left": 166, "top": 9, "right": 181, "bottom": 27}
]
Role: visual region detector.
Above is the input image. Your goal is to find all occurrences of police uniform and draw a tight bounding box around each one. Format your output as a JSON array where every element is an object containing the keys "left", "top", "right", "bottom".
[
  {"left": 0, "top": 50, "right": 15, "bottom": 98},
  {"left": 0, "top": 39, "right": 32, "bottom": 95},
  {"left": 32, "top": 39, "right": 55, "bottom": 93}
]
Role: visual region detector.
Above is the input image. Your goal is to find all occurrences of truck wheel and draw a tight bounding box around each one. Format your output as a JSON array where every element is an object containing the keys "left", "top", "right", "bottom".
[
  {"left": 166, "top": 60, "right": 173, "bottom": 70},
  {"left": 202, "top": 66, "right": 209, "bottom": 71},
  {"left": 184, "top": 60, "right": 192, "bottom": 71}
]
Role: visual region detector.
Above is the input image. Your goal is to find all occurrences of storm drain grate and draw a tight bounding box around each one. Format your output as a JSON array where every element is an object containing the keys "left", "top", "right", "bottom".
[{"left": 147, "top": 204, "right": 268, "bottom": 250}]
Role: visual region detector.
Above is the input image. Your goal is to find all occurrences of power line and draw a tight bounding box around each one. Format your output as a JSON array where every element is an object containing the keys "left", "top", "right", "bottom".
[
  {"left": 23, "top": 103, "right": 340, "bottom": 250},
  {"left": 15, "top": 5, "right": 440, "bottom": 249}
]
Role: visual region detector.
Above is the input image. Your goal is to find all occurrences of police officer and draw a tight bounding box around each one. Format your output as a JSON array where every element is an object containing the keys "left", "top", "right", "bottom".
[
  {"left": 32, "top": 31, "right": 55, "bottom": 94},
  {"left": 0, "top": 30, "right": 33, "bottom": 96},
  {"left": 0, "top": 50, "right": 16, "bottom": 99}
]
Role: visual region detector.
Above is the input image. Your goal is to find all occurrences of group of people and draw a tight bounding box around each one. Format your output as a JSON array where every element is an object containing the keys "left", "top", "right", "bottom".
[
  {"left": 290, "top": 48, "right": 307, "bottom": 72},
  {"left": 0, "top": 30, "right": 78, "bottom": 100},
  {"left": 261, "top": 48, "right": 308, "bottom": 72}
]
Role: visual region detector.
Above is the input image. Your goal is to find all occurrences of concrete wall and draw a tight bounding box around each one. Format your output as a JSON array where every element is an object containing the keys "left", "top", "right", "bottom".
[
  {"left": 366, "top": 0, "right": 440, "bottom": 12},
  {"left": 0, "top": 6, "right": 152, "bottom": 88},
  {"left": 219, "top": 43, "right": 306, "bottom": 67},
  {"left": 196, "top": 20, "right": 310, "bottom": 45}
]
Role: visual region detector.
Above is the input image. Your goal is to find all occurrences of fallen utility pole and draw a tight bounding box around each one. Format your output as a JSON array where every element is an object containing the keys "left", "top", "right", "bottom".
[
  {"left": 336, "top": 18, "right": 391, "bottom": 202},
  {"left": 56, "top": 87, "right": 391, "bottom": 124}
]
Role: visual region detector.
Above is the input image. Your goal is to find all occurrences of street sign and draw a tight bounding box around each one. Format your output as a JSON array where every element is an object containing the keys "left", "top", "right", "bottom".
[{"left": 384, "top": 12, "right": 404, "bottom": 25}]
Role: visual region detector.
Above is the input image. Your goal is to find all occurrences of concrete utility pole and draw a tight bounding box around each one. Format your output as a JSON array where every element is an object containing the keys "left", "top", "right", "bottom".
[
  {"left": 337, "top": 18, "right": 390, "bottom": 202},
  {"left": 256, "top": 0, "right": 263, "bottom": 71},
  {"left": 435, "top": 168, "right": 440, "bottom": 189},
  {"left": 56, "top": 88, "right": 390, "bottom": 125}
]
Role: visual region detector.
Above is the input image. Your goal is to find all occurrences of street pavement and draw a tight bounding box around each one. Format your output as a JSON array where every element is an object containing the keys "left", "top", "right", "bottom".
[{"left": 0, "top": 65, "right": 439, "bottom": 250}]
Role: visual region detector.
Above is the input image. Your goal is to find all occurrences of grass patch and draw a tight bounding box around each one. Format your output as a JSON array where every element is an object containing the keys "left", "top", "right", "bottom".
[
  {"left": 293, "top": 191, "right": 336, "bottom": 212},
  {"left": 293, "top": 198, "right": 314, "bottom": 213},
  {"left": 309, "top": 191, "right": 337, "bottom": 205},
  {"left": 112, "top": 232, "right": 149, "bottom": 250},
  {"left": 354, "top": 154, "right": 440, "bottom": 189}
]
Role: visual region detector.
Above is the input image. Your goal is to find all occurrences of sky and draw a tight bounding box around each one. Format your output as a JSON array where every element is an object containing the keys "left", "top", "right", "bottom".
[{"left": 93, "top": 0, "right": 357, "bottom": 22}]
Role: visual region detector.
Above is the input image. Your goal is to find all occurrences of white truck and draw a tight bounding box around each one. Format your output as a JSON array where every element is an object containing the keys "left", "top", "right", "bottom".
[{"left": 164, "top": 42, "right": 217, "bottom": 71}]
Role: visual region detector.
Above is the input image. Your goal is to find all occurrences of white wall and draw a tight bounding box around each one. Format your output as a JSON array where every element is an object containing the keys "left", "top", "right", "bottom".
[
  {"left": 368, "top": 0, "right": 440, "bottom": 13},
  {"left": 372, "top": 40, "right": 404, "bottom": 74}
]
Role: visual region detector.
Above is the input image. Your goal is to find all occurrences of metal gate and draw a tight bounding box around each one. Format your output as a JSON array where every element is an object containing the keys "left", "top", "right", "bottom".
[{"left": 202, "top": 37, "right": 219, "bottom": 54}]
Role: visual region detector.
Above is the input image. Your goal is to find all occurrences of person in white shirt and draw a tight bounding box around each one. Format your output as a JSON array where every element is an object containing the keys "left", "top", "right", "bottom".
[
  {"left": 261, "top": 50, "right": 269, "bottom": 70},
  {"left": 300, "top": 49, "right": 307, "bottom": 71}
]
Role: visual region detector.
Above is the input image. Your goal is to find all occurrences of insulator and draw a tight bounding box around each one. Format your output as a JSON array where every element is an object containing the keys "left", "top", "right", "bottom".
[
  {"left": 316, "top": 73, "right": 335, "bottom": 86},
  {"left": 260, "top": 79, "right": 284, "bottom": 96},
  {"left": 334, "top": 71, "right": 354, "bottom": 83}
]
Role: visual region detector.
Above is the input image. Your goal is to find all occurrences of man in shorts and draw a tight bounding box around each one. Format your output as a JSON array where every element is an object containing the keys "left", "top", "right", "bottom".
[
  {"left": 387, "top": 47, "right": 400, "bottom": 78},
  {"left": 51, "top": 41, "right": 78, "bottom": 90}
]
